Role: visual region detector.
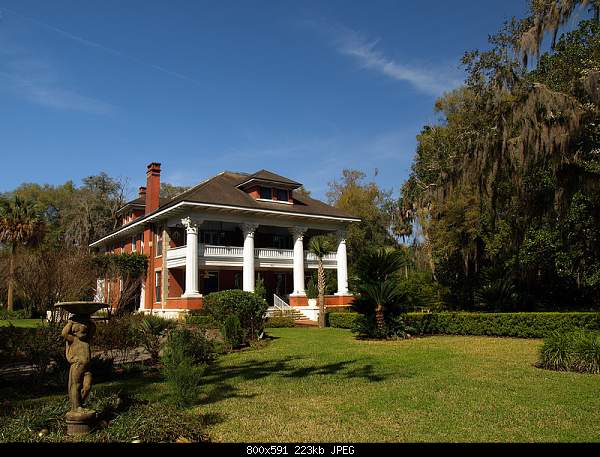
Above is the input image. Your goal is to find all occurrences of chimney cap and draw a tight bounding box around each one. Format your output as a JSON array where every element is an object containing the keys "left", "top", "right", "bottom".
[
  {"left": 138, "top": 186, "right": 147, "bottom": 196},
  {"left": 147, "top": 162, "right": 161, "bottom": 171}
]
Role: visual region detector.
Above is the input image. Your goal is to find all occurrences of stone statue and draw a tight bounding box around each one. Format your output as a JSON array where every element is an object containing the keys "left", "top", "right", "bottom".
[
  {"left": 62, "top": 314, "right": 95, "bottom": 413},
  {"left": 54, "top": 301, "right": 106, "bottom": 435}
]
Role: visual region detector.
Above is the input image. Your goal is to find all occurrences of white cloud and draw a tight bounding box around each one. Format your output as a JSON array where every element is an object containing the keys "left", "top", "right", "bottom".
[{"left": 310, "top": 20, "right": 462, "bottom": 96}]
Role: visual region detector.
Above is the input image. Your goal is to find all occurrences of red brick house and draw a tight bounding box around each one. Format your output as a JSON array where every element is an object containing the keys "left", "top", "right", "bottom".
[{"left": 90, "top": 162, "right": 359, "bottom": 319}]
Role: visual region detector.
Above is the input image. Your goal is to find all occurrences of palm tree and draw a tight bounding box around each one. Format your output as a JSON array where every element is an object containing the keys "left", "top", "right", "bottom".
[
  {"left": 355, "top": 248, "right": 406, "bottom": 333},
  {"left": 0, "top": 196, "right": 45, "bottom": 311},
  {"left": 360, "top": 280, "right": 402, "bottom": 333},
  {"left": 309, "top": 235, "right": 333, "bottom": 328}
]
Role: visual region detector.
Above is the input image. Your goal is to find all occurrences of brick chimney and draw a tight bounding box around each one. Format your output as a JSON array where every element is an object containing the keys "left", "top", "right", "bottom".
[{"left": 145, "top": 162, "right": 161, "bottom": 214}]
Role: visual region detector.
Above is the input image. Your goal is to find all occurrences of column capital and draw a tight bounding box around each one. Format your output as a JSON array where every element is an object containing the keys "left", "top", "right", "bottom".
[
  {"left": 241, "top": 222, "right": 259, "bottom": 238},
  {"left": 290, "top": 226, "right": 308, "bottom": 240},
  {"left": 181, "top": 216, "right": 203, "bottom": 233}
]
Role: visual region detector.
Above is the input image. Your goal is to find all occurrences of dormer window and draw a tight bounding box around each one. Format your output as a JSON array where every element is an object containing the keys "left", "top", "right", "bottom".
[
  {"left": 259, "top": 187, "right": 272, "bottom": 199},
  {"left": 275, "top": 189, "right": 289, "bottom": 202},
  {"left": 237, "top": 170, "right": 301, "bottom": 205}
]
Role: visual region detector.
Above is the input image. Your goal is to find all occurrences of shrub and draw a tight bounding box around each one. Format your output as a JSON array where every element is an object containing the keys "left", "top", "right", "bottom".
[
  {"left": 538, "top": 329, "right": 600, "bottom": 374},
  {"left": 352, "top": 314, "right": 414, "bottom": 340},
  {"left": 265, "top": 316, "right": 296, "bottom": 328},
  {"left": 539, "top": 331, "right": 575, "bottom": 370},
  {"left": 405, "top": 312, "right": 600, "bottom": 338},
  {"left": 89, "top": 355, "right": 115, "bottom": 382},
  {"left": 203, "top": 289, "right": 268, "bottom": 344},
  {"left": 327, "top": 311, "right": 600, "bottom": 339},
  {"left": 160, "top": 326, "right": 211, "bottom": 407},
  {"left": 0, "top": 309, "right": 31, "bottom": 320},
  {"left": 163, "top": 326, "right": 215, "bottom": 365},
  {"left": 94, "top": 314, "right": 140, "bottom": 363},
  {"left": 221, "top": 315, "right": 243, "bottom": 349},
  {"left": 161, "top": 357, "right": 204, "bottom": 407},
  {"left": 185, "top": 315, "right": 215, "bottom": 328},
  {"left": 327, "top": 312, "right": 360, "bottom": 329},
  {"left": 571, "top": 330, "right": 600, "bottom": 374},
  {"left": 133, "top": 314, "right": 174, "bottom": 363}
]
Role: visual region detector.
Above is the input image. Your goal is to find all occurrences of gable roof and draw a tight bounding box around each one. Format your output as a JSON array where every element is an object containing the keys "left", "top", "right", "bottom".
[{"left": 237, "top": 169, "right": 301, "bottom": 189}]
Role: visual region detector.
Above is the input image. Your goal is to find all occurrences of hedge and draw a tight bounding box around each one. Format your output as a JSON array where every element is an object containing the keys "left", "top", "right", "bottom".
[{"left": 326, "top": 311, "right": 600, "bottom": 338}]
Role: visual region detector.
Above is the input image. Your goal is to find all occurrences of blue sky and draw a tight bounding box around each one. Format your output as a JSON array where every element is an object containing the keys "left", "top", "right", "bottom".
[{"left": 0, "top": 0, "right": 528, "bottom": 200}]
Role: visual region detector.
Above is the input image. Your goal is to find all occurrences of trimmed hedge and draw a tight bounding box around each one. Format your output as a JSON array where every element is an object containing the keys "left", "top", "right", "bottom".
[
  {"left": 327, "top": 312, "right": 359, "bottom": 329},
  {"left": 265, "top": 316, "right": 296, "bottom": 328},
  {"left": 326, "top": 311, "right": 600, "bottom": 338}
]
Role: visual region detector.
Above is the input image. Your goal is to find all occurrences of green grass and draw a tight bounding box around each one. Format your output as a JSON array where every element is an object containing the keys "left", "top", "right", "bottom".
[
  {"left": 0, "top": 319, "right": 44, "bottom": 328},
  {"left": 5, "top": 328, "right": 600, "bottom": 442},
  {"left": 197, "top": 328, "right": 600, "bottom": 442}
]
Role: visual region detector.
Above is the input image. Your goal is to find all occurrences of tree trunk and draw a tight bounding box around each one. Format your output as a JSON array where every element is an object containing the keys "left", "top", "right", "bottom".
[
  {"left": 375, "top": 303, "right": 385, "bottom": 334},
  {"left": 317, "top": 262, "right": 326, "bottom": 328},
  {"left": 7, "top": 245, "right": 15, "bottom": 312}
]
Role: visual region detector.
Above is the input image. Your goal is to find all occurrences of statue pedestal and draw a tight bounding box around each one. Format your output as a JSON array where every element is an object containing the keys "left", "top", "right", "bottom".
[{"left": 65, "top": 409, "right": 96, "bottom": 436}]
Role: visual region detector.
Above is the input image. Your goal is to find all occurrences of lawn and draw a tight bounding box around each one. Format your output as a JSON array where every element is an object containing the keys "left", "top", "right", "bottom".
[
  {"left": 5, "top": 327, "right": 600, "bottom": 442},
  {"left": 193, "top": 328, "right": 600, "bottom": 442},
  {"left": 0, "top": 319, "right": 44, "bottom": 328}
]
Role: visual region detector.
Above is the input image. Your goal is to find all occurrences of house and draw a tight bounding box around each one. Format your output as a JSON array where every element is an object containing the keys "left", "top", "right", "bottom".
[{"left": 90, "top": 162, "right": 359, "bottom": 319}]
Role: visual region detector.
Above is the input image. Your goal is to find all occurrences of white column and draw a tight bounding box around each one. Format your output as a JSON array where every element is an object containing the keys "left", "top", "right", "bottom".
[
  {"left": 290, "top": 227, "right": 307, "bottom": 296},
  {"left": 182, "top": 217, "right": 201, "bottom": 297},
  {"left": 335, "top": 230, "right": 349, "bottom": 295},
  {"left": 242, "top": 223, "right": 258, "bottom": 292}
]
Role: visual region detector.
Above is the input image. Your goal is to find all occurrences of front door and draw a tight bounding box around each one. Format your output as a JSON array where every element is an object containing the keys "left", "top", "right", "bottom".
[{"left": 202, "top": 271, "right": 219, "bottom": 294}]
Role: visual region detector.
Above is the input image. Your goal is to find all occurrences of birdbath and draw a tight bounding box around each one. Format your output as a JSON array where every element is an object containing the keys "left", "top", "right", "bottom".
[{"left": 54, "top": 301, "right": 107, "bottom": 436}]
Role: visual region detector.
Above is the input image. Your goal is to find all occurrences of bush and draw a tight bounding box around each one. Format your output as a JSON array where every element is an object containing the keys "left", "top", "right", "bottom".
[
  {"left": 185, "top": 315, "right": 215, "bottom": 328},
  {"left": 0, "top": 309, "right": 31, "bottom": 320},
  {"left": 405, "top": 312, "right": 600, "bottom": 338},
  {"left": 161, "top": 357, "right": 204, "bottom": 407},
  {"left": 352, "top": 314, "right": 414, "bottom": 340},
  {"left": 160, "top": 327, "right": 212, "bottom": 407},
  {"left": 327, "top": 312, "right": 360, "bottom": 329},
  {"left": 265, "top": 316, "right": 296, "bottom": 328},
  {"left": 94, "top": 314, "right": 140, "bottom": 362},
  {"left": 133, "top": 315, "right": 174, "bottom": 363},
  {"left": 203, "top": 289, "right": 268, "bottom": 345},
  {"left": 221, "top": 315, "right": 243, "bottom": 349},
  {"left": 538, "top": 329, "right": 600, "bottom": 374},
  {"left": 327, "top": 311, "right": 600, "bottom": 339},
  {"left": 163, "top": 326, "right": 215, "bottom": 365}
]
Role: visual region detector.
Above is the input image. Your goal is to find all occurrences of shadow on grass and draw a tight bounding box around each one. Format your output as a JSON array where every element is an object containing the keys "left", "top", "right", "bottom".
[{"left": 198, "top": 355, "right": 403, "bottom": 405}]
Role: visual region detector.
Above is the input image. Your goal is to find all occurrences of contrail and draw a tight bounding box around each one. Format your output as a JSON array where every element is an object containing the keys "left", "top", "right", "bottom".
[{"left": 0, "top": 6, "right": 201, "bottom": 86}]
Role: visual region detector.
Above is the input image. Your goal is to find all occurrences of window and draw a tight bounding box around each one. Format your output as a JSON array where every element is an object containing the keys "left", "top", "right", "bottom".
[
  {"left": 201, "top": 231, "right": 226, "bottom": 245},
  {"left": 156, "top": 228, "right": 163, "bottom": 257},
  {"left": 273, "top": 234, "right": 290, "bottom": 249},
  {"left": 276, "top": 188, "right": 288, "bottom": 201},
  {"left": 259, "top": 187, "right": 272, "bottom": 199},
  {"left": 120, "top": 239, "right": 125, "bottom": 251},
  {"left": 233, "top": 272, "right": 242, "bottom": 290},
  {"left": 141, "top": 232, "right": 144, "bottom": 251},
  {"left": 131, "top": 235, "right": 137, "bottom": 252},
  {"left": 155, "top": 271, "right": 161, "bottom": 303}
]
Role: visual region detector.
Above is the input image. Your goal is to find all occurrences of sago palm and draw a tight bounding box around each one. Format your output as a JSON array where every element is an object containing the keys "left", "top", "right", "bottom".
[
  {"left": 309, "top": 235, "right": 333, "bottom": 328},
  {"left": 360, "top": 280, "right": 402, "bottom": 333},
  {"left": 0, "top": 196, "right": 45, "bottom": 311},
  {"left": 355, "top": 247, "right": 406, "bottom": 332}
]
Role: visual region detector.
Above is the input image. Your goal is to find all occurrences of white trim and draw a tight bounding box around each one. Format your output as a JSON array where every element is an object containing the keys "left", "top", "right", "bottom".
[
  {"left": 90, "top": 200, "right": 360, "bottom": 247},
  {"left": 256, "top": 198, "right": 293, "bottom": 205}
]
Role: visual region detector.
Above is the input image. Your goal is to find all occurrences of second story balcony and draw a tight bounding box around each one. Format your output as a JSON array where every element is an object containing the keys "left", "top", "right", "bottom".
[{"left": 166, "top": 243, "right": 337, "bottom": 269}]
